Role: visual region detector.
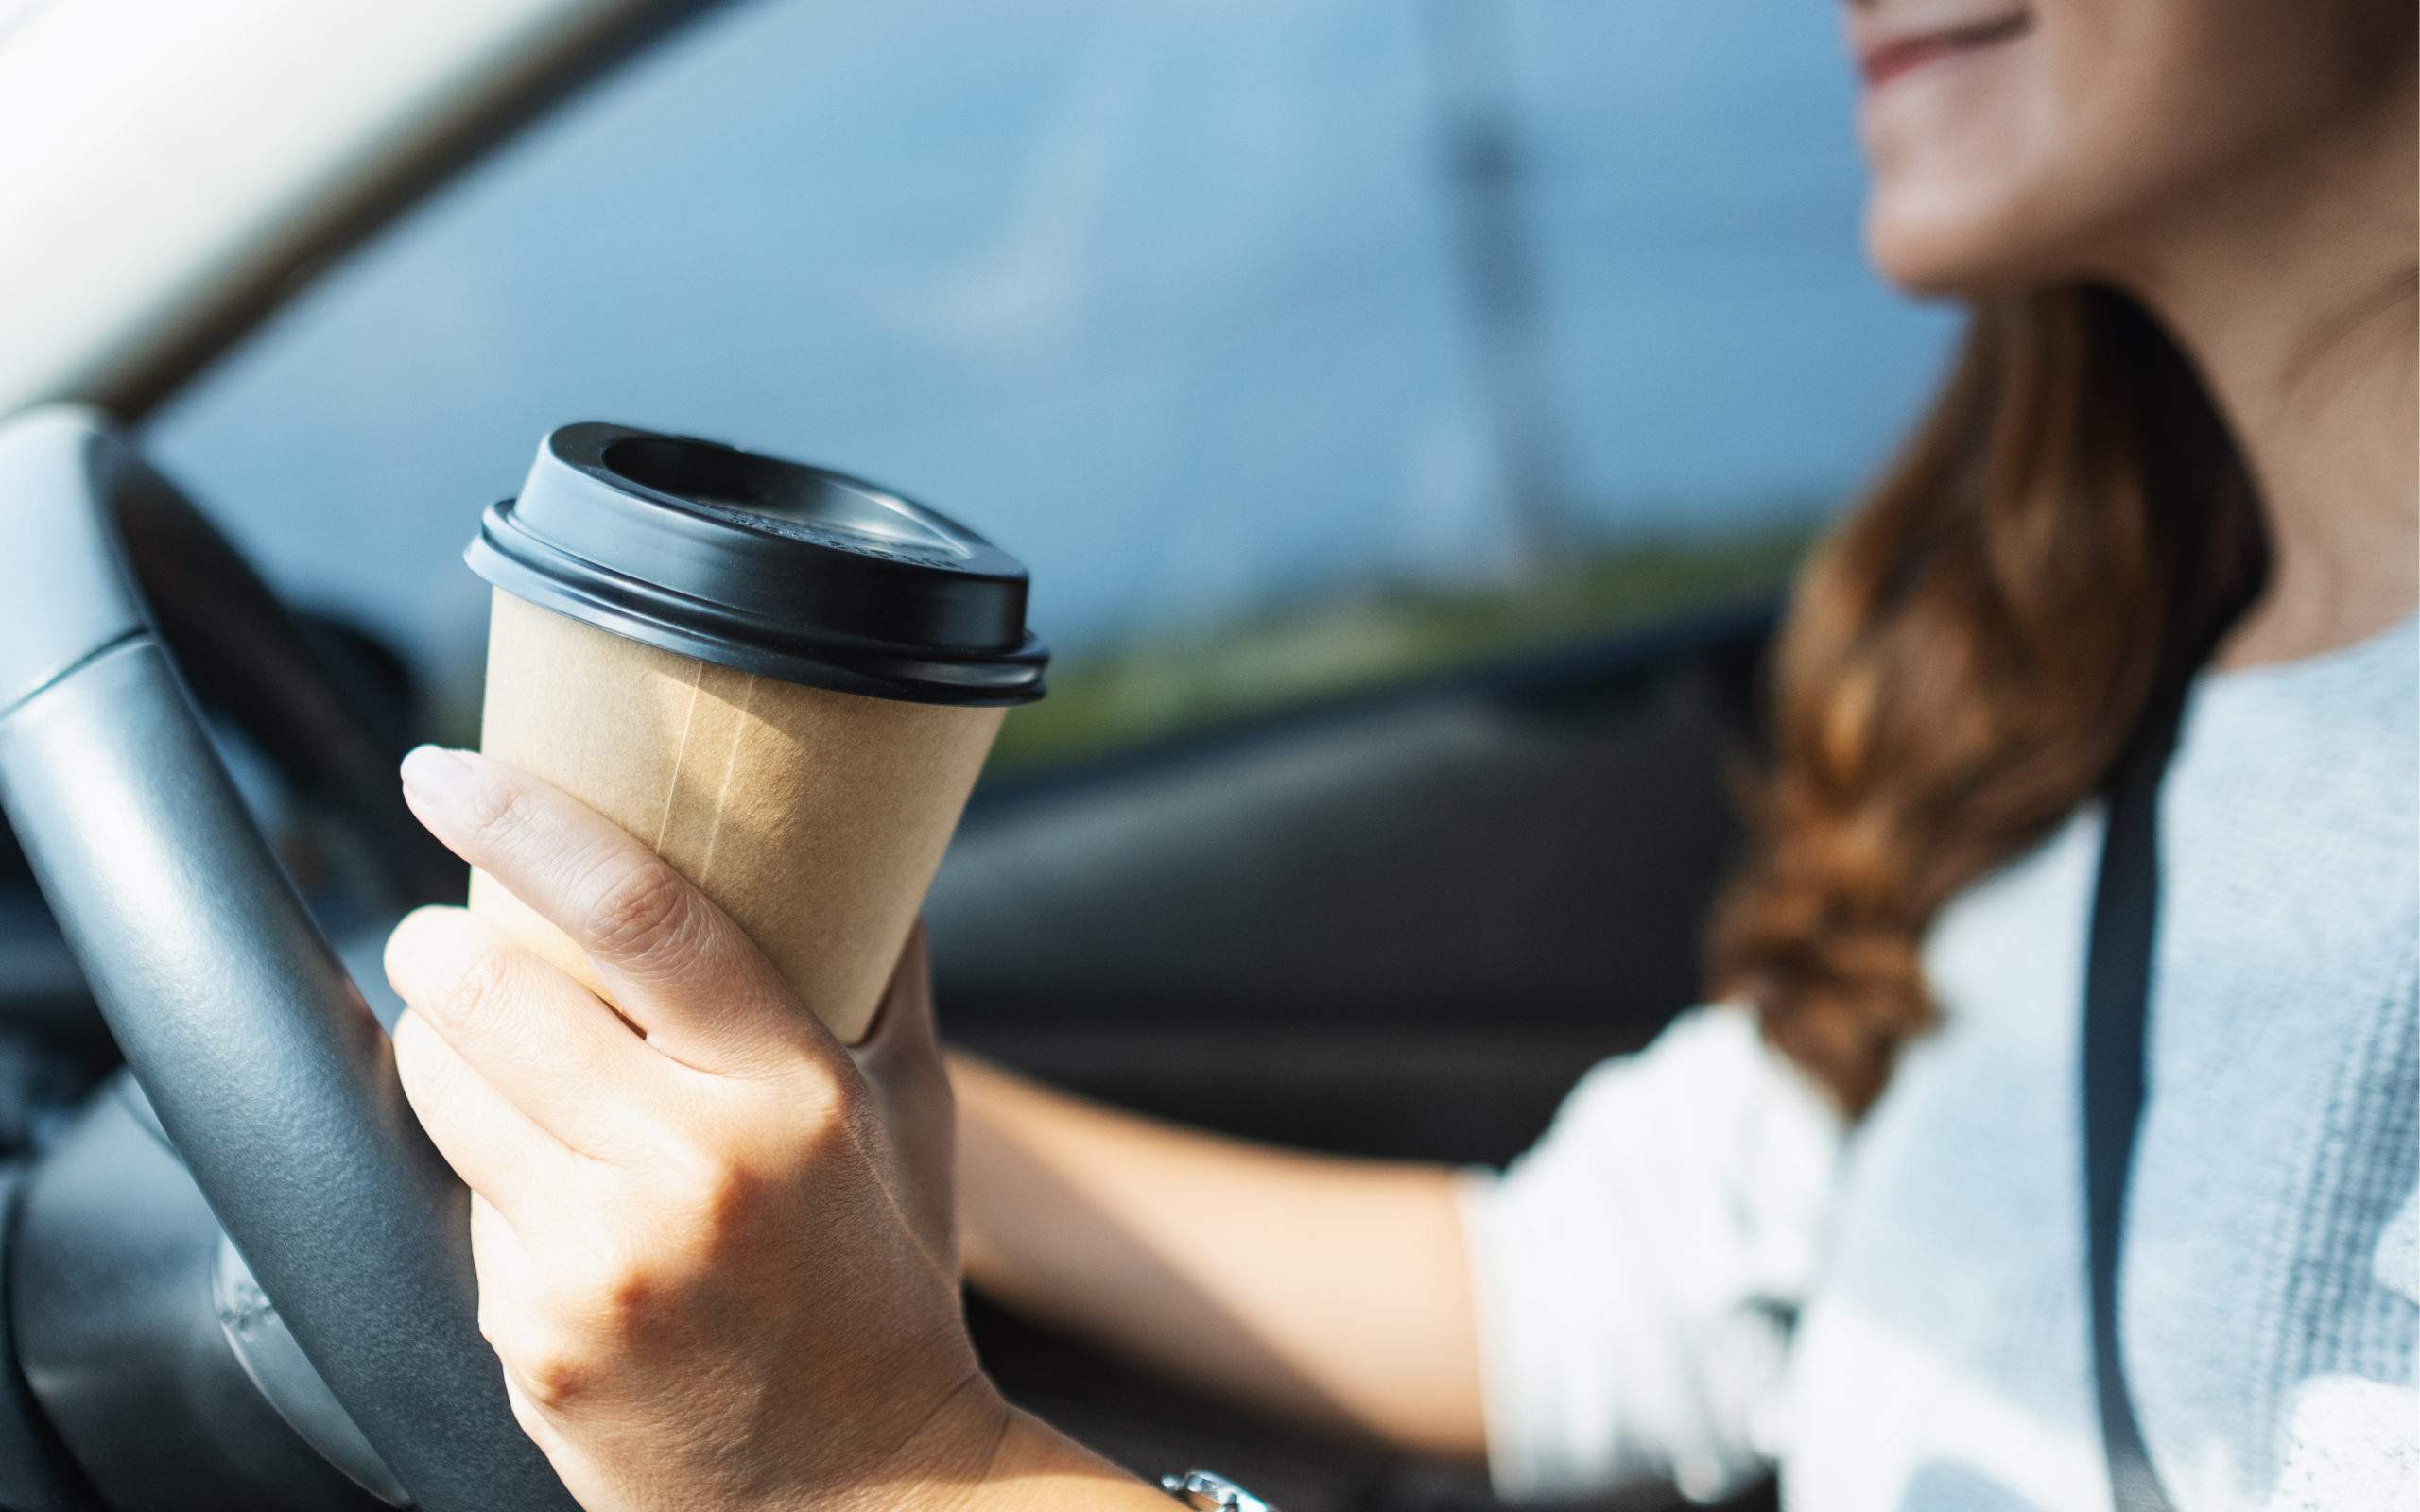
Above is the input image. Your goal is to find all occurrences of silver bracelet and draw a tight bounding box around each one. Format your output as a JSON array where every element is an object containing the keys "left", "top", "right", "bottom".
[{"left": 1161, "top": 1469, "right": 1275, "bottom": 1511}]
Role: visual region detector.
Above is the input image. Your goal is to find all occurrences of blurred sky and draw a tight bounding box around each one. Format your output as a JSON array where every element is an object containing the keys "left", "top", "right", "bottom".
[{"left": 148, "top": 0, "right": 1959, "bottom": 678}]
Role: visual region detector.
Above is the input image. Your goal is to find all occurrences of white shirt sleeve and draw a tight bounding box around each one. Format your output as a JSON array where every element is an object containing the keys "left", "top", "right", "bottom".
[{"left": 1456, "top": 1004, "right": 1846, "bottom": 1503}]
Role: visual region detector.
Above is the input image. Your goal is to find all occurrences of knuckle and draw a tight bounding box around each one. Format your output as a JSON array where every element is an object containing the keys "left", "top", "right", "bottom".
[
  {"left": 696, "top": 1158, "right": 769, "bottom": 1239},
  {"left": 603, "top": 1262, "right": 661, "bottom": 1324},
  {"left": 509, "top": 1340, "right": 596, "bottom": 1411},
  {"left": 431, "top": 942, "right": 513, "bottom": 1035},
  {"left": 579, "top": 853, "right": 693, "bottom": 961},
  {"left": 458, "top": 767, "right": 532, "bottom": 845},
  {"left": 653, "top": 1143, "right": 773, "bottom": 1258},
  {"left": 561, "top": 1241, "right": 674, "bottom": 1343}
]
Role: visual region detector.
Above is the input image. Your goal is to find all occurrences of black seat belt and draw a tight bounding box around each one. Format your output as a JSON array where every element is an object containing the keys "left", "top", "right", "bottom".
[{"left": 2081, "top": 661, "right": 2199, "bottom": 1512}]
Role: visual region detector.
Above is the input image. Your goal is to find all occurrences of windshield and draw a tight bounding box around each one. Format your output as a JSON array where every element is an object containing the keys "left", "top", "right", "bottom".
[{"left": 145, "top": 0, "right": 1953, "bottom": 767}]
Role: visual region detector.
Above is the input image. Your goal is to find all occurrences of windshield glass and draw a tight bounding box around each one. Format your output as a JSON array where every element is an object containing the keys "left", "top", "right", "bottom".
[{"left": 146, "top": 0, "right": 1952, "bottom": 768}]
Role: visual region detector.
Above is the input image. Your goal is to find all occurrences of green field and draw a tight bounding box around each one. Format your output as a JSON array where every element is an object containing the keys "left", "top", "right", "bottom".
[{"left": 987, "top": 524, "right": 1812, "bottom": 771}]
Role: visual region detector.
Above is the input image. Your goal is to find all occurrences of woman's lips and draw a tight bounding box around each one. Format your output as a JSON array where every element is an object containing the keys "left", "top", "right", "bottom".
[{"left": 1858, "top": 13, "right": 2032, "bottom": 93}]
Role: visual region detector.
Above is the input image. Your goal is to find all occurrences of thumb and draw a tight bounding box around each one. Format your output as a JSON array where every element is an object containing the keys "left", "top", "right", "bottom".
[
  {"left": 846, "top": 920, "right": 957, "bottom": 1276},
  {"left": 850, "top": 919, "right": 940, "bottom": 1067}
]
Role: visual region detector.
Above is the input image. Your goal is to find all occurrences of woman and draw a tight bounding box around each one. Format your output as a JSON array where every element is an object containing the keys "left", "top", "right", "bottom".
[{"left": 382, "top": 0, "right": 2418, "bottom": 1506}]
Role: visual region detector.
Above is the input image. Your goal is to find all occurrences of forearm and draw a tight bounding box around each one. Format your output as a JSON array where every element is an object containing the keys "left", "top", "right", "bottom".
[{"left": 949, "top": 1053, "right": 1485, "bottom": 1460}]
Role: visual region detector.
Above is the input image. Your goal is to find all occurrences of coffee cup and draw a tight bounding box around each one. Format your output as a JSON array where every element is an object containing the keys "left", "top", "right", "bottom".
[{"left": 461, "top": 422, "right": 1046, "bottom": 1043}]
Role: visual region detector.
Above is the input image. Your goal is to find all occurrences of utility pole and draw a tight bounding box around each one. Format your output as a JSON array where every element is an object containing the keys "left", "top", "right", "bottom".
[{"left": 1417, "top": 0, "right": 1569, "bottom": 574}]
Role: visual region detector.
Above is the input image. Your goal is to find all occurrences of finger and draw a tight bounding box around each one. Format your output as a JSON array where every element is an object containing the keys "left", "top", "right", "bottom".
[
  {"left": 398, "top": 746, "right": 804, "bottom": 1074},
  {"left": 495, "top": 1364, "right": 614, "bottom": 1512},
  {"left": 469, "top": 1193, "right": 562, "bottom": 1412},
  {"left": 469, "top": 1193, "right": 533, "bottom": 1350},
  {"left": 469, "top": 1190, "right": 588, "bottom": 1413},
  {"left": 466, "top": 1200, "right": 622, "bottom": 1512},
  {"left": 500, "top": 1373, "right": 577, "bottom": 1472},
  {"left": 385, "top": 905, "right": 671, "bottom": 1157},
  {"left": 391, "top": 1009, "right": 576, "bottom": 1228}
]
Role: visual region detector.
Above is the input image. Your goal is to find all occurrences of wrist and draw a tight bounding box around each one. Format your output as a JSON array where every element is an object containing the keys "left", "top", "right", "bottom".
[
  {"left": 811, "top": 1371, "right": 1013, "bottom": 1512},
  {"left": 926, "top": 1403, "right": 1171, "bottom": 1511},
  {"left": 764, "top": 1364, "right": 1001, "bottom": 1509}
]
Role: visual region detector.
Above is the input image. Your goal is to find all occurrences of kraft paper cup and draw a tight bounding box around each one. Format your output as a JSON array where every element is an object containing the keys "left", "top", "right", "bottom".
[{"left": 461, "top": 423, "right": 1046, "bottom": 1043}]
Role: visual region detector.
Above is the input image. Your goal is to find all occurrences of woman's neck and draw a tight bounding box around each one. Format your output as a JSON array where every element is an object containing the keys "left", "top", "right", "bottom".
[{"left": 2115, "top": 75, "right": 2418, "bottom": 669}]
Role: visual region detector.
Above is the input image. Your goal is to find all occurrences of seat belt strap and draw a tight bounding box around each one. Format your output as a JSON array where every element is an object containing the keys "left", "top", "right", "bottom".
[{"left": 2080, "top": 667, "right": 2195, "bottom": 1512}]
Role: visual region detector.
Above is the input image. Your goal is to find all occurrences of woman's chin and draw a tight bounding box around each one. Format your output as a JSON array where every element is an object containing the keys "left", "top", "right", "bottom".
[{"left": 1862, "top": 196, "right": 2066, "bottom": 301}]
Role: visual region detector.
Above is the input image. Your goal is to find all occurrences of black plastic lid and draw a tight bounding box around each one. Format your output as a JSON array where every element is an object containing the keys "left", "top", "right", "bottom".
[{"left": 465, "top": 422, "right": 1046, "bottom": 705}]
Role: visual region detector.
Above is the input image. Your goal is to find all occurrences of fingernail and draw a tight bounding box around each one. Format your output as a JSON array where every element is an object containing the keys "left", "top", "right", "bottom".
[{"left": 400, "top": 746, "right": 474, "bottom": 808}]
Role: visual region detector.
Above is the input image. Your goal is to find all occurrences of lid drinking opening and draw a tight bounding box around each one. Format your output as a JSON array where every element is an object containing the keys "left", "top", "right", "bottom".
[{"left": 601, "top": 437, "right": 968, "bottom": 558}]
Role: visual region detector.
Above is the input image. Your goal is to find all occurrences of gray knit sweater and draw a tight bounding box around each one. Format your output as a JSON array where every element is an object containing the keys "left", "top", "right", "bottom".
[{"left": 1461, "top": 611, "right": 2419, "bottom": 1510}]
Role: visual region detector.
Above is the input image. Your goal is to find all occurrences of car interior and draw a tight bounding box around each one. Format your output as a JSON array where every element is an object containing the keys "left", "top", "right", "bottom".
[
  {"left": 0, "top": 2, "right": 1950, "bottom": 1508},
  {"left": 0, "top": 429, "right": 1776, "bottom": 1510},
  {"left": 935, "top": 602, "right": 1778, "bottom": 1510}
]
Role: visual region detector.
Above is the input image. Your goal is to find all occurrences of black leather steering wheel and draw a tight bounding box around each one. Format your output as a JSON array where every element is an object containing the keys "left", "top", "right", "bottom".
[{"left": 0, "top": 406, "right": 579, "bottom": 1510}]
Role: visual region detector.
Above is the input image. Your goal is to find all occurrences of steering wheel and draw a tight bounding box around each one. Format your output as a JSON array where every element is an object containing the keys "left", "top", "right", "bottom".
[{"left": 0, "top": 406, "right": 579, "bottom": 1511}]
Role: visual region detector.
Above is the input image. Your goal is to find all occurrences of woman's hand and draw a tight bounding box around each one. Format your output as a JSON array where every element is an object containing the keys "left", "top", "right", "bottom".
[{"left": 383, "top": 746, "right": 1005, "bottom": 1512}]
